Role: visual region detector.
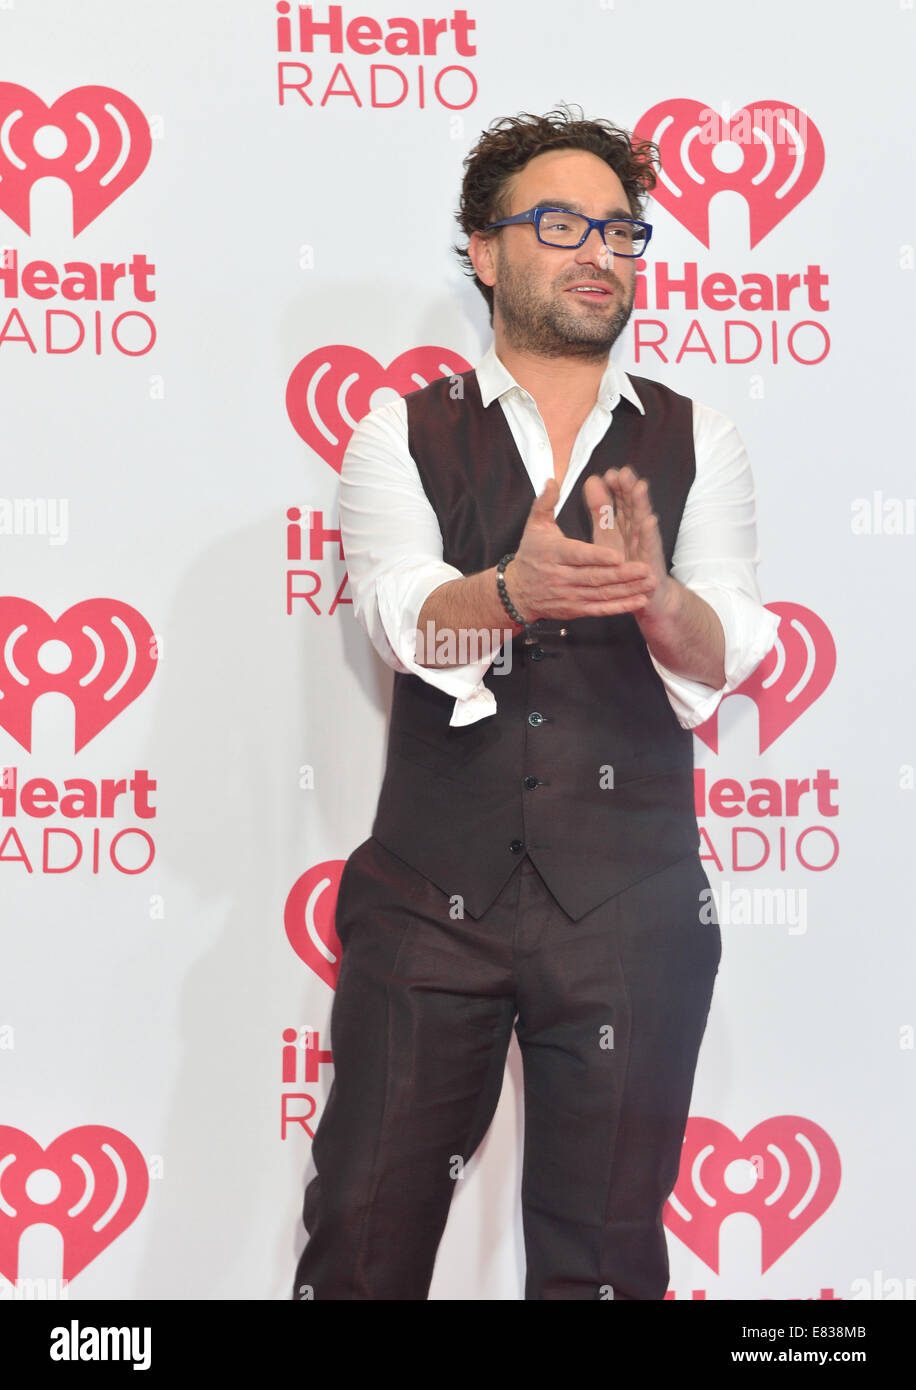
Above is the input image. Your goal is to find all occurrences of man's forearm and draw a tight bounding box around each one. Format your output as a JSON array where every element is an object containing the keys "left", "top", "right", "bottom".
[
  {"left": 416, "top": 566, "right": 726, "bottom": 687},
  {"left": 415, "top": 565, "right": 522, "bottom": 667},
  {"left": 636, "top": 579, "right": 726, "bottom": 689}
]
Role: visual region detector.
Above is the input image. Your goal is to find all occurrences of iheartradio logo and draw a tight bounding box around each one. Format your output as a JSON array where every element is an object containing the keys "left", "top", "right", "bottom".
[
  {"left": 664, "top": 1116, "right": 841, "bottom": 1274},
  {"left": 0, "top": 85, "right": 151, "bottom": 237},
  {"left": 695, "top": 602, "right": 835, "bottom": 754},
  {"left": 0, "top": 1125, "right": 149, "bottom": 1285},
  {"left": 633, "top": 99, "right": 825, "bottom": 248},
  {"left": 0, "top": 598, "right": 158, "bottom": 753},
  {"left": 284, "top": 860, "right": 346, "bottom": 989},
  {"left": 286, "top": 344, "right": 471, "bottom": 473}
]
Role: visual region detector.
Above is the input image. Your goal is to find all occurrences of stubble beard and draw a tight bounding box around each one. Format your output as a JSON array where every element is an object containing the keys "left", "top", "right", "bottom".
[{"left": 493, "top": 256, "right": 636, "bottom": 361}]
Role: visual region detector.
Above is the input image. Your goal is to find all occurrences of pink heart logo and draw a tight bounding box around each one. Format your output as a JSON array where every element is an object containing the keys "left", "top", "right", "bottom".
[
  {"left": 284, "top": 860, "right": 346, "bottom": 990},
  {"left": 695, "top": 602, "right": 835, "bottom": 754},
  {"left": 633, "top": 99, "right": 825, "bottom": 247},
  {"left": 0, "top": 84, "right": 152, "bottom": 236},
  {"left": 664, "top": 1116, "right": 841, "bottom": 1273},
  {"left": 286, "top": 344, "right": 472, "bottom": 473},
  {"left": 0, "top": 1125, "right": 150, "bottom": 1284},
  {"left": 0, "top": 597, "right": 159, "bottom": 752}
]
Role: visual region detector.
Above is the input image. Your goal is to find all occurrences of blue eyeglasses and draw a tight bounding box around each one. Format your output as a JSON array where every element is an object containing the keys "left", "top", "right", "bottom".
[{"left": 482, "top": 205, "right": 652, "bottom": 258}]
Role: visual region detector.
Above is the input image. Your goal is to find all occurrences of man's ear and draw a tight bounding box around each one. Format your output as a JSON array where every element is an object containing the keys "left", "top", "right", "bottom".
[{"left": 468, "top": 230, "right": 497, "bottom": 288}]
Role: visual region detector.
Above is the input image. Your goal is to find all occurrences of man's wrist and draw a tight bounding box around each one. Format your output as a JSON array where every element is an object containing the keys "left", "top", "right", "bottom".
[
  {"left": 634, "top": 574, "right": 681, "bottom": 638},
  {"left": 499, "top": 557, "right": 532, "bottom": 628},
  {"left": 636, "top": 577, "right": 727, "bottom": 689}
]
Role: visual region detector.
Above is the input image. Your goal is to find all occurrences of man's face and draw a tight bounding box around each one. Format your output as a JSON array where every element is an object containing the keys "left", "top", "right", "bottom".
[{"left": 474, "top": 148, "right": 639, "bottom": 360}]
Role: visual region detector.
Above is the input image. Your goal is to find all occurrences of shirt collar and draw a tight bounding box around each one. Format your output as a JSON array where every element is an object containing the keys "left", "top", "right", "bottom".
[{"left": 475, "top": 341, "right": 645, "bottom": 416}]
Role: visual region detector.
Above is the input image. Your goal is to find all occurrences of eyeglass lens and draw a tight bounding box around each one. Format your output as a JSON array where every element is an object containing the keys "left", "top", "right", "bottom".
[{"left": 539, "top": 210, "right": 646, "bottom": 254}]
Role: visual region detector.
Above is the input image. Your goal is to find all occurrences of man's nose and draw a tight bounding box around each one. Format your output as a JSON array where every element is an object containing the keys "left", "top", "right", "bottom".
[{"left": 575, "top": 226, "right": 612, "bottom": 267}]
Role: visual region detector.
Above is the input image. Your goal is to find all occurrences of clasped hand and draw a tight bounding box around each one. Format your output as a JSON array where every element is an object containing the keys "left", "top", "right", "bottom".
[{"left": 505, "top": 466, "right": 671, "bottom": 624}]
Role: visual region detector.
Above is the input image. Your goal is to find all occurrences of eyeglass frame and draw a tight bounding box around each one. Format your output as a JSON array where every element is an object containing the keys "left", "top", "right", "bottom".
[{"left": 480, "top": 205, "right": 653, "bottom": 258}]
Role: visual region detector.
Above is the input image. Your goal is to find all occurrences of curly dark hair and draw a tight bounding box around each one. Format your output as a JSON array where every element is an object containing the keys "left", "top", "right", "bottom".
[{"left": 453, "top": 104, "right": 660, "bottom": 323}]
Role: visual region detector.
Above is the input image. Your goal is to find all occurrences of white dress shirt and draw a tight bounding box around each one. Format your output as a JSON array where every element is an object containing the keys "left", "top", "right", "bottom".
[{"left": 338, "top": 343, "right": 780, "bottom": 728}]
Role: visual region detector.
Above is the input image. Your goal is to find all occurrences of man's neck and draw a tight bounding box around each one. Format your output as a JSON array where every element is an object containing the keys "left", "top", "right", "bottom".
[{"left": 493, "top": 334, "right": 608, "bottom": 422}]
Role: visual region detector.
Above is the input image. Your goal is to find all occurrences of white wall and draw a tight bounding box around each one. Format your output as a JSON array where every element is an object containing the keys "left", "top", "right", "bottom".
[{"left": 1, "top": 0, "right": 913, "bottom": 1301}]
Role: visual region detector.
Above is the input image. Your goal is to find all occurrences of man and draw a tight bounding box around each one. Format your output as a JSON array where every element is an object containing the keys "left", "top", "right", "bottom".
[{"left": 293, "top": 107, "right": 779, "bottom": 1300}]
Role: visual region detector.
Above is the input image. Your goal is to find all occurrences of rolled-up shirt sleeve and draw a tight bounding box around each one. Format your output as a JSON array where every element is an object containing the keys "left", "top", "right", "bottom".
[
  {"left": 647, "top": 400, "right": 780, "bottom": 728},
  {"left": 338, "top": 398, "right": 502, "bottom": 724}
]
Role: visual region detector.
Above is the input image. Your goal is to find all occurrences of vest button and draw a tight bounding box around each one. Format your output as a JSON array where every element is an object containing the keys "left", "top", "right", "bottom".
[
  {"left": 528, "top": 711, "right": 544, "bottom": 726},
  {"left": 523, "top": 776, "right": 540, "bottom": 790},
  {"left": 529, "top": 646, "right": 544, "bottom": 661},
  {"left": 509, "top": 839, "right": 525, "bottom": 854}
]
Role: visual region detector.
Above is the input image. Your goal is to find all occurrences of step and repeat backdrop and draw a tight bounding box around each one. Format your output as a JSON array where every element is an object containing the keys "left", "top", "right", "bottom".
[{"left": 1, "top": 0, "right": 914, "bottom": 1301}]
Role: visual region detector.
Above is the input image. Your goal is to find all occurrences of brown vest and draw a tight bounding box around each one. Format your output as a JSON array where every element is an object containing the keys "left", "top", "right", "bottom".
[{"left": 370, "top": 368, "right": 700, "bottom": 919}]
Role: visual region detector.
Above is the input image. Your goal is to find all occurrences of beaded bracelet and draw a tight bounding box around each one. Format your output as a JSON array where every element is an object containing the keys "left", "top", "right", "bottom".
[{"left": 496, "top": 552, "right": 532, "bottom": 638}]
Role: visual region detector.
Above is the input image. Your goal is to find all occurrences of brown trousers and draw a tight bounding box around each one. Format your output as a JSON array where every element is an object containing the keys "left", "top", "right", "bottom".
[{"left": 293, "top": 836, "right": 720, "bottom": 1300}]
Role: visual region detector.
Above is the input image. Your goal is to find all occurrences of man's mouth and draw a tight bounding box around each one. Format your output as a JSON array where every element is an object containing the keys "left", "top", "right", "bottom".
[{"left": 564, "top": 282, "right": 614, "bottom": 298}]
